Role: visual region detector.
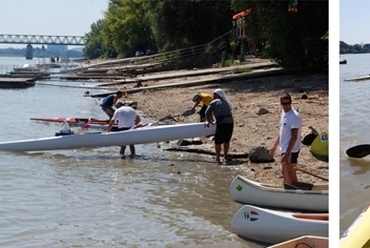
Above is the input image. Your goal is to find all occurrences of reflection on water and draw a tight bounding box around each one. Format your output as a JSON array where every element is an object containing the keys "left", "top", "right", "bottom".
[
  {"left": 340, "top": 54, "right": 370, "bottom": 236},
  {"left": 348, "top": 158, "right": 370, "bottom": 175}
]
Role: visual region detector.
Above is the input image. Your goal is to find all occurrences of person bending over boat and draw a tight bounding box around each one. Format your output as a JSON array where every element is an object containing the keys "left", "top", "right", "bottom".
[
  {"left": 205, "top": 89, "right": 234, "bottom": 163},
  {"left": 269, "top": 92, "right": 302, "bottom": 186},
  {"left": 100, "top": 91, "right": 123, "bottom": 121},
  {"left": 191, "top": 92, "right": 213, "bottom": 122},
  {"left": 107, "top": 102, "right": 141, "bottom": 158}
]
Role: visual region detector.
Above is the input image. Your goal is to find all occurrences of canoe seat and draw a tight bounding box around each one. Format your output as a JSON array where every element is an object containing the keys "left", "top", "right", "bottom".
[{"left": 284, "top": 182, "right": 314, "bottom": 190}]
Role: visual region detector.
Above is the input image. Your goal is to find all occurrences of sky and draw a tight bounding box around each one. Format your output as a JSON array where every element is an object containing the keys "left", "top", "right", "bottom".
[
  {"left": 0, "top": 0, "right": 109, "bottom": 48},
  {"left": 340, "top": 0, "right": 370, "bottom": 45}
]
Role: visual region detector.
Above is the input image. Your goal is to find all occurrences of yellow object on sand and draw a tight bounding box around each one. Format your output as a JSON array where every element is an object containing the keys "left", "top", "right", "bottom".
[{"left": 310, "top": 131, "right": 328, "bottom": 162}]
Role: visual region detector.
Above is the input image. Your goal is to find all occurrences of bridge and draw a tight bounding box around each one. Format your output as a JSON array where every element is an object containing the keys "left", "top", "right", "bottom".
[{"left": 0, "top": 34, "right": 85, "bottom": 45}]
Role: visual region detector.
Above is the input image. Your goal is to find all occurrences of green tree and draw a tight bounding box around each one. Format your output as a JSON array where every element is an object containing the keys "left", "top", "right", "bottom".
[
  {"left": 149, "top": 0, "right": 233, "bottom": 50},
  {"left": 83, "top": 20, "right": 105, "bottom": 59},
  {"left": 101, "top": 0, "right": 154, "bottom": 57},
  {"left": 230, "top": 0, "right": 328, "bottom": 70}
]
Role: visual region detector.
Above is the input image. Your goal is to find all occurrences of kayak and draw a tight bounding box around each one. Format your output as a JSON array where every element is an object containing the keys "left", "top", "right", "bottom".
[
  {"left": 230, "top": 175, "right": 328, "bottom": 212},
  {"left": 267, "top": 235, "right": 328, "bottom": 248},
  {"left": 231, "top": 204, "right": 328, "bottom": 244},
  {"left": 310, "top": 131, "right": 328, "bottom": 162},
  {"left": 0, "top": 122, "right": 215, "bottom": 152},
  {"left": 30, "top": 117, "right": 110, "bottom": 126},
  {"left": 340, "top": 204, "right": 370, "bottom": 247}
]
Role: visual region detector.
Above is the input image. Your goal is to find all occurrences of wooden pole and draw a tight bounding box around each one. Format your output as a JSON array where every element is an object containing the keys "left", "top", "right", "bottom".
[{"left": 295, "top": 167, "right": 328, "bottom": 182}]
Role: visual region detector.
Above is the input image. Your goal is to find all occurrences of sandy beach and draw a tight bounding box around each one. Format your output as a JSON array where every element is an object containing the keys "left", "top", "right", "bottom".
[
  {"left": 84, "top": 57, "right": 328, "bottom": 186},
  {"left": 109, "top": 67, "right": 329, "bottom": 186}
]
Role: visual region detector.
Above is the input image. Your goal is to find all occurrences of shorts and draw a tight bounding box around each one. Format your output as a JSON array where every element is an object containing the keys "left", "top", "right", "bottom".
[
  {"left": 199, "top": 105, "right": 208, "bottom": 118},
  {"left": 281, "top": 151, "right": 300, "bottom": 163},
  {"left": 101, "top": 105, "right": 114, "bottom": 112},
  {"left": 214, "top": 123, "right": 233, "bottom": 145}
]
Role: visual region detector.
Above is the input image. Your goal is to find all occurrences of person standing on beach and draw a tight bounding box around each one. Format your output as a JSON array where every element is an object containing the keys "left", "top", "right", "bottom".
[
  {"left": 205, "top": 89, "right": 234, "bottom": 163},
  {"left": 269, "top": 92, "right": 302, "bottom": 186},
  {"left": 107, "top": 102, "right": 141, "bottom": 158},
  {"left": 191, "top": 92, "right": 213, "bottom": 122},
  {"left": 100, "top": 91, "right": 123, "bottom": 120}
]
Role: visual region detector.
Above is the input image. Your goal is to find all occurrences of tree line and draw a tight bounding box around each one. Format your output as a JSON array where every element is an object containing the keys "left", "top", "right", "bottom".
[
  {"left": 83, "top": 0, "right": 328, "bottom": 70},
  {"left": 0, "top": 47, "right": 82, "bottom": 58},
  {"left": 340, "top": 41, "right": 370, "bottom": 54}
]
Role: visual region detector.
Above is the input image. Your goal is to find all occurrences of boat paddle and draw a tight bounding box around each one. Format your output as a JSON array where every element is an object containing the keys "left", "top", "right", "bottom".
[
  {"left": 346, "top": 144, "right": 370, "bottom": 158},
  {"left": 295, "top": 167, "right": 328, "bottom": 182},
  {"left": 181, "top": 108, "right": 196, "bottom": 117}
]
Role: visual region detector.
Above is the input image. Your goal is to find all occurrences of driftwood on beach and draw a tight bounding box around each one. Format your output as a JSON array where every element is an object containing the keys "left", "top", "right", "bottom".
[{"left": 164, "top": 146, "right": 249, "bottom": 158}]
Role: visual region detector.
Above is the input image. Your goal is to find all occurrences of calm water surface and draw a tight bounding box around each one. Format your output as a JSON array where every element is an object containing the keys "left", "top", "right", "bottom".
[
  {"left": 0, "top": 57, "right": 260, "bottom": 247},
  {"left": 340, "top": 54, "right": 370, "bottom": 237}
]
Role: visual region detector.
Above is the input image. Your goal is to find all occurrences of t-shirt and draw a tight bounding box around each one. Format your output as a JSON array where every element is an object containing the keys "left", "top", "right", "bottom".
[
  {"left": 101, "top": 94, "right": 115, "bottom": 107},
  {"left": 205, "top": 99, "right": 233, "bottom": 124},
  {"left": 112, "top": 106, "right": 137, "bottom": 128},
  {"left": 200, "top": 93, "right": 213, "bottom": 106},
  {"left": 279, "top": 108, "right": 302, "bottom": 153}
]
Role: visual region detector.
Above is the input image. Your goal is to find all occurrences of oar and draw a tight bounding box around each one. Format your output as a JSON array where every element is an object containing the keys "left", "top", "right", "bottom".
[
  {"left": 346, "top": 144, "right": 370, "bottom": 158},
  {"left": 295, "top": 167, "right": 328, "bottom": 182}
]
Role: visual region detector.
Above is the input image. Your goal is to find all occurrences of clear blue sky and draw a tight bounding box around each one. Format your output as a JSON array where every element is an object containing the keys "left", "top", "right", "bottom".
[
  {"left": 340, "top": 0, "right": 370, "bottom": 45},
  {"left": 0, "top": 0, "right": 108, "bottom": 48}
]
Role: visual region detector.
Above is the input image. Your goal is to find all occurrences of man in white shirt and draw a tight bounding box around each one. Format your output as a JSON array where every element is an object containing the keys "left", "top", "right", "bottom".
[
  {"left": 107, "top": 102, "right": 141, "bottom": 158},
  {"left": 269, "top": 92, "right": 302, "bottom": 186}
]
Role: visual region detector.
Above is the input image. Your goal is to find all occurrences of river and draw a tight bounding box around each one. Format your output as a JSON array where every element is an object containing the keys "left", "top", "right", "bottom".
[
  {"left": 340, "top": 53, "right": 370, "bottom": 238},
  {"left": 0, "top": 56, "right": 263, "bottom": 247}
]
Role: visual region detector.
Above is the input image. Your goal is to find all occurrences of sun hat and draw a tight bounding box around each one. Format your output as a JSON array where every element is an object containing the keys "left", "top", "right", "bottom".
[
  {"left": 192, "top": 93, "right": 201, "bottom": 102},
  {"left": 213, "top": 88, "right": 232, "bottom": 109}
]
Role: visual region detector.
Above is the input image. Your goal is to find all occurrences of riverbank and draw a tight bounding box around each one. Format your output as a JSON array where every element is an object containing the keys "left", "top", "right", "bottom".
[
  {"left": 82, "top": 57, "right": 328, "bottom": 185},
  {"left": 121, "top": 69, "right": 329, "bottom": 186}
]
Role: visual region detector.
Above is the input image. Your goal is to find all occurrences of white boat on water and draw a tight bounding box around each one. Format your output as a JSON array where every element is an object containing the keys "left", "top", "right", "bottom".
[
  {"left": 0, "top": 122, "right": 215, "bottom": 152},
  {"left": 267, "top": 235, "right": 328, "bottom": 248},
  {"left": 230, "top": 175, "right": 328, "bottom": 212},
  {"left": 231, "top": 205, "right": 328, "bottom": 245},
  {"left": 12, "top": 64, "right": 40, "bottom": 72}
]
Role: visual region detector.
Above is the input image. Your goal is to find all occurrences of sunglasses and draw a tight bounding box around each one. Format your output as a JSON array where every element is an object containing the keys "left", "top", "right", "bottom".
[{"left": 280, "top": 102, "right": 291, "bottom": 105}]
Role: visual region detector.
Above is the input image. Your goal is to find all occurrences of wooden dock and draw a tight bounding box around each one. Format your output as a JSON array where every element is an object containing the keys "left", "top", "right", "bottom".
[{"left": 0, "top": 77, "right": 36, "bottom": 89}]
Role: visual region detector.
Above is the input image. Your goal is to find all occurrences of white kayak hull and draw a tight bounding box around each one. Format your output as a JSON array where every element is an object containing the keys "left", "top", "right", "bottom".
[
  {"left": 0, "top": 123, "right": 215, "bottom": 152},
  {"left": 267, "top": 235, "right": 328, "bottom": 248},
  {"left": 230, "top": 175, "right": 328, "bottom": 212},
  {"left": 231, "top": 205, "right": 328, "bottom": 244}
]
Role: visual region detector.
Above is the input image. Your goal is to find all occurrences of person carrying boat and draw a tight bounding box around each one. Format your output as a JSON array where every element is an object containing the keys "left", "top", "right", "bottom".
[
  {"left": 205, "top": 89, "right": 234, "bottom": 163},
  {"left": 191, "top": 92, "right": 213, "bottom": 122},
  {"left": 107, "top": 102, "right": 141, "bottom": 158},
  {"left": 269, "top": 92, "right": 302, "bottom": 186},
  {"left": 100, "top": 91, "right": 123, "bottom": 120}
]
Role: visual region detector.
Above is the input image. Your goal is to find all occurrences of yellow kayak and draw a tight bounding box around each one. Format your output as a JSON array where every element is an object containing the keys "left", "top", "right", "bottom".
[
  {"left": 310, "top": 131, "right": 328, "bottom": 162},
  {"left": 340, "top": 204, "right": 370, "bottom": 247}
]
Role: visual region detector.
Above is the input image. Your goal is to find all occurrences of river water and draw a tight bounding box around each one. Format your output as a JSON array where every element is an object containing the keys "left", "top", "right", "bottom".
[
  {"left": 0, "top": 57, "right": 262, "bottom": 247},
  {"left": 340, "top": 54, "right": 370, "bottom": 237}
]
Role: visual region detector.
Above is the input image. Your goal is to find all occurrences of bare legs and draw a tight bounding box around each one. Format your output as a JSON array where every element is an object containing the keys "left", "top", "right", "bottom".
[
  {"left": 214, "top": 142, "right": 230, "bottom": 163},
  {"left": 224, "top": 142, "right": 230, "bottom": 160},
  {"left": 215, "top": 144, "right": 221, "bottom": 162},
  {"left": 120, "top": 145, "right": 136, "bottom": 158},
  {"left": 104, "top": 108, "right": 114, "bottom": 121},
  {"left": 282, "top": 163, "right": 298, "bottom": 185}
]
